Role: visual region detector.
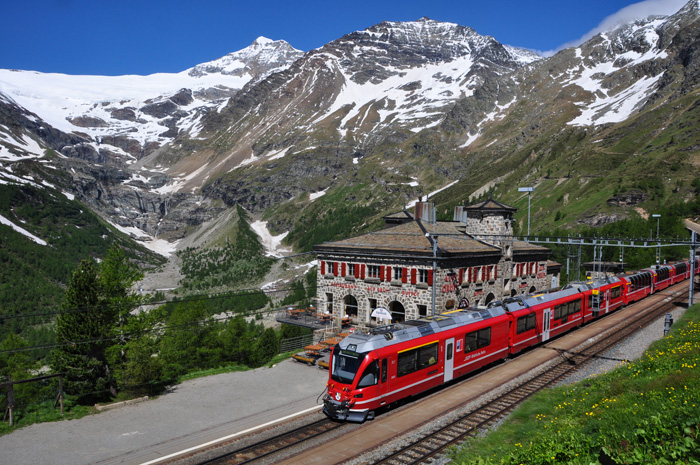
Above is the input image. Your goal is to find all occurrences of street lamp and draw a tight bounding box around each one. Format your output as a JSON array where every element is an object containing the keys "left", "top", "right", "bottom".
[
  {"left": 652, "top": 214, "right": 661, "bottom": 264},
  {"left": 518, "top": 187, "right": 534, "bottom": 241}
]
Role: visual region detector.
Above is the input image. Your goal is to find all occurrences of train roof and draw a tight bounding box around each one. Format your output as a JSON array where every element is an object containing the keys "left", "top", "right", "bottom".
[
  {"left": 338, "top": 276, "right": 625, "bottom": 354},
  {"left": 339, "top": 307, "right": 506, "bottom": 354}
]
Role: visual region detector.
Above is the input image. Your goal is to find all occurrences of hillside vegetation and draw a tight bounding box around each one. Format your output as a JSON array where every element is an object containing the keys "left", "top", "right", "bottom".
[
  {"left": 452, "top": 305, "right": 700, "bottom": 464},
  {"left": 0, "top": 183, "right": 164, "bottom": 344}
]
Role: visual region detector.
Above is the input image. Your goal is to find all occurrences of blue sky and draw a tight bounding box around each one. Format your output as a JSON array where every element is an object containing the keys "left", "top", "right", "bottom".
[{"left": 0, "top": 0, "right": 689, "bottom": 76}]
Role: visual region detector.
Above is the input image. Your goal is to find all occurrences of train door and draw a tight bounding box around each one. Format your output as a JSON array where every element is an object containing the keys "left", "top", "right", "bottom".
[
  {"left": 378, "top": 358, "right": 389, "bottom": 406},
  {"left": 542, "top": 309, "right": 551, "bottom": 342},
  {"left": 444, "top": 338, "right": 454, "bottom": 383}
]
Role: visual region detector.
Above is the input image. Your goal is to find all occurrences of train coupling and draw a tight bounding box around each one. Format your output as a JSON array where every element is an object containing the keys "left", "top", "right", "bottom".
[{"left": 322, "top": 396, "right": 373, "bottom": 422}]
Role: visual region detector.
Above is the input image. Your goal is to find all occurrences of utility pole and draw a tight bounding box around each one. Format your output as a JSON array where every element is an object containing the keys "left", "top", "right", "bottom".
[
  {"left": 652, "top": 214, "right": 661, "bottom": 265},
  {"left": 431, "top": 235, "right": 438, "bottom": 316},
  {"left": 690, "top": 229, "right": 696, "bottom": 307},
  {"left": 518, "top": 187, "right": 534, "bottom": 242}
]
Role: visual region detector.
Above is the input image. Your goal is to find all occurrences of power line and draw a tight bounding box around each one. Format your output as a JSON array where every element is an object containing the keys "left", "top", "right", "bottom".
[
  {"left": 0, "top": 283, "right": 308, "bottom": 322},
  {"left": 0, "top": 302, "right": 301, "bottom": 355}
]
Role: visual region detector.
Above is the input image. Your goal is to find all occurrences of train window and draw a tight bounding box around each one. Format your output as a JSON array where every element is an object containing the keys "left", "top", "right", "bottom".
[
  {"left": 397, "top": 342, "right": 438, "bottom": 377},
  {"left": 357, "top": 360, "right": 379, "bottom": 388},
  {"left": 516, "top": 313, "right": 536, "bottom": 334},
  {"left": 381, "top": 358, "right": 388, "bottom": 383},
  {"left": 330, "top": 346, "right": 368, "bottom": 384},
  {"left": 447, "top": 343, "right": 453, "bottom": 361},
  {"left": 611, "top": 286, "right": 620, "bottom": 299},
  {"left": 465, "top": 327, "right": 491, "bottom": 353}
]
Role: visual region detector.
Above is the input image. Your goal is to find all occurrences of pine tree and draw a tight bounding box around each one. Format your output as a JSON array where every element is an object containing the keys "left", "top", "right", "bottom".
[
  {"left": 52, "top": 259, "right": 116, "bottom": 402},
  {"left": 50, "top": 245, "right": 144, "bottom": 403}
]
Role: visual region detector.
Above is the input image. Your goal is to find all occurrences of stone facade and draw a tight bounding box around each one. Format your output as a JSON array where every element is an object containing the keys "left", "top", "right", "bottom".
[{"left": 313, "top": 199, "right": 557, "bottom": 331}]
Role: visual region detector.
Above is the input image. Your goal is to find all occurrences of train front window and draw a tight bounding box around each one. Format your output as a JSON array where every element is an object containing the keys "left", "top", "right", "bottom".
[{"left": 330, "top": 346, "right": 368, "bottom": 384}]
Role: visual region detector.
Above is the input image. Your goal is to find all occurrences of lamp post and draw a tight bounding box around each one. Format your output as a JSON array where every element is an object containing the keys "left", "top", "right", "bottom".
[
  {"left": 652, "top": 214, "right": 661, "bottom": 264},
  {"left": 518, "top": 187, "right": 534, "bottom": 242}
]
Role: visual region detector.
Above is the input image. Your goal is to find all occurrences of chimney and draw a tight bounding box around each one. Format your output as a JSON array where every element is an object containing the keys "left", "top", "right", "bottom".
[
  {"left": 415, "top": 200, "right": 436, "bottom": 224},
  {"left": 454, "top": 205, "right": 468, "bottom": 224}
]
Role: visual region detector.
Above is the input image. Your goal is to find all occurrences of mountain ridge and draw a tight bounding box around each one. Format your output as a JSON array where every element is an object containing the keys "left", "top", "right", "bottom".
[{"left": 1, "top": 2, "right": 699, "bottom": 269}]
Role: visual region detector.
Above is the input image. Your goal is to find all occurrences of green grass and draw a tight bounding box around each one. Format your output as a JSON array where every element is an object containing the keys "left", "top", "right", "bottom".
[
  {"left": 176, "top": 364, "right": 251, "bottom": 383},
  {"left": 450, "top": 305, "right": 700, "bottom": 464},
  {"left": 0, "top": 395, "right": 95, "bottom": 436}
]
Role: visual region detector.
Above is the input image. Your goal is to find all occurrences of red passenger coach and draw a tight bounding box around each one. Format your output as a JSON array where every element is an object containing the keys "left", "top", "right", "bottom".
[
  {"left": 652, "top": 265, "right": 674, "bottom": 291},
  {"left": 621, "top": 270, "right": 653, "bottom": 305},
  {"left": 323, "top": 308, "right": 511, "bottom": 422},
  {"left": 323, "top": 259, "right": 697, "bottom": 423}
]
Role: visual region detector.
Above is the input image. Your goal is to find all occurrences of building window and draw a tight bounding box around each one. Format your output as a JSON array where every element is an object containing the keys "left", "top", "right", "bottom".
[
  {"left": 368, "top": 265, "right": 381, "bottom": 279},
  {"left": 418, "top": 269, "right": 428, "bottom": 283},
  {"left": 347, "top": 263, "right": 356, "bottom": 277},
  {"left": 393, "top": 267, "right": 403, "bottom": 281},
  {"left": 325, "top": 293, "right": 333, "bottom": 314},
  {"left": 418, "top": 304, "right": 427, "bottom": 316}
]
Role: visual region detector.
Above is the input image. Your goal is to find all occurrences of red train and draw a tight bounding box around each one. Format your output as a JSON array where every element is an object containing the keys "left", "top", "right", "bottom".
[{"left": 323, "top": 259, "right": 699, "bottom": 422}]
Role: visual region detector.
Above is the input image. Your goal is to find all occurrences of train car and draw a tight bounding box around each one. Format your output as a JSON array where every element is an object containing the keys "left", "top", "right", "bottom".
[
  {"left": 324, "top": 258, "right": 696, "bottom": 422},
  {"left": 653, "top": 265, "right": 674, "bottom": 291},
  {"left": 671, "top": 261, "right": 690, "bottom": 284},
  {"left": 502, "top": 289, "right": 582, "bottom": 353},
  {"left": 581, "top": 277, "right": 625, "bottom": 322},
  {"left": 323, "top": 308, "right": 510, "bottom": 422},
  {"left": 620, "top": 270, "right": 653, "bottom": 305}
]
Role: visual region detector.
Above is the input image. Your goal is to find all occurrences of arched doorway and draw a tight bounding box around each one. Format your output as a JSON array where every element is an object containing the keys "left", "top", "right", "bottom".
[
  {"left": 344, "top": 295, "right": 358, "bottom": 318},
  {"left": 529, "top": 286, "right": 537, "bottom": 294},
  {"left": 389, "top": 301, "right": 406, "bottom": 323},
  {"left": 510, "top": 289, "right": 517, "bottom": 297},
  {"left": 484, "top": 293, "right": 496, "bottom": 305}
]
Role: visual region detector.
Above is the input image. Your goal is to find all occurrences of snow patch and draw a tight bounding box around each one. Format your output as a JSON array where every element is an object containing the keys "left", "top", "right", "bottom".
[
  {"left": 250, "top": 220, "right": 291, "bottom": 257},
  {"left": 0, "top": 214, "right": 47, "bottom": 245},
  {"left": 406, "top": 180, "right": 459, "bottom": 208},
  {"left": 309, "top": 188, "right": 329, "bottom": 201}
]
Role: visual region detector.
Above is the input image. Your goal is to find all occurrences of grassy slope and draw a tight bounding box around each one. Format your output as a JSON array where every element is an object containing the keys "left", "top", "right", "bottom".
[
  {"left": 451, "top": 305, "right": 700, "bottom": 464},
  {"left": 0, "top": 183, "right": 165, "bottom": 341}
]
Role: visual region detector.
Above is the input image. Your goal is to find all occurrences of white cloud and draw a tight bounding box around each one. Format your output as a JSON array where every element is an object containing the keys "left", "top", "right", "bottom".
[{"left": 540, "top": 0, "right": 689, "bottom": 56}]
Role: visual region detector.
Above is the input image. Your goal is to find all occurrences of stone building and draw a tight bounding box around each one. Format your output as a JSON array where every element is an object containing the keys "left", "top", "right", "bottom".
[{"left": 313, "top": 198, "right": 558, "bottom": 330}]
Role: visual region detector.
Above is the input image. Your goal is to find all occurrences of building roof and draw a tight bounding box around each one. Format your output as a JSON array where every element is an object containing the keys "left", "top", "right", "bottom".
[
  {"left": 314, "top": 220, "right": 550, "bottom": 259},
  {"left": 466, "top": 198, "right": 517, "bottom": 213},
  {"left": 314, "top": 220, "right": 501, "bottom": 258}
]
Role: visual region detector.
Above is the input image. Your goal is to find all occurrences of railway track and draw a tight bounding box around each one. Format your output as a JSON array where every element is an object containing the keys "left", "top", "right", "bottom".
[
  {"left": 184, "top": 284, "right": 689, "bottom": 465},
  {"left": 367, "top": 286, "right": 688, "bottom": 465},
  {"left": 187, "top": 417, "right": 344, "bottom": 465}
]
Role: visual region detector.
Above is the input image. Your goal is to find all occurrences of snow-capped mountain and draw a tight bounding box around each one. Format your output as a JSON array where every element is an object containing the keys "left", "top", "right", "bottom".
[
  {"left": 1, "top": 1, "right": 699, "bottom": 260},
  {"left": 0, "top": 37, "right": 303, "bottom": 163}
]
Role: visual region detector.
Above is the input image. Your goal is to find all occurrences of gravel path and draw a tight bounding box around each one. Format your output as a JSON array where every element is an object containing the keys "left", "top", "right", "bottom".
[{"left": 0, "top": 359, "right": 328, "bottom": 465}]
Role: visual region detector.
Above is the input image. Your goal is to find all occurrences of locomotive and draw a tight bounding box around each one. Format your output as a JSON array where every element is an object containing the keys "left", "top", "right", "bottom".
[{"left": 322, "top": 259, "right": 699, "bottom": 422}]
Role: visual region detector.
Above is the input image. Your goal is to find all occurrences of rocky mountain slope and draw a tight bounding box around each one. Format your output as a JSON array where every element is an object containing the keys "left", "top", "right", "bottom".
[{"left": 1, "top": 1, "right": 699, "bottom": 277}]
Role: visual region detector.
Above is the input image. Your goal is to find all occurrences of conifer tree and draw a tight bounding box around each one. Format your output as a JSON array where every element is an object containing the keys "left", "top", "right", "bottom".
[{"left": 51, "top": 245, "right": 143, "bottom": 403}]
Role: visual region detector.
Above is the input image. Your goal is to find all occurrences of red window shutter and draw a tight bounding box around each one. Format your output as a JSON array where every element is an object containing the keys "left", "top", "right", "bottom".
[
  {"left": 402, "top": 267, "right": 408, "bottom": 283},
  {"left": 360, "top": 264, "right": 365, "bottom": 279},
  {"left": 411, "top": 268, "right": 417, "bottom": 284},
  {"left": 428, "top": 269, "right": 434, "bottom": 286},
  {"left": 386, "top": 266, "right": 392, "bottom": 281},
  {"left": 333, "top": 262, "right": 338, "bottom": 277},
  {"left": 494, "top": 265, "right": 498, "bottom": 280},
  {"left": 341, "top": 262, "right": 346, "bottom": 277},
  {"left": 320, "top": 261, "right": 325, "bottom": 275},
  {"left": 380, "top": 266, "right": 385, "bottom": 281},
  {"left": 468, "top": 267, "right": 472, "bottom": 282},
  {"left": 459, "top": 268, "right": 464, "bottom": 284}
]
